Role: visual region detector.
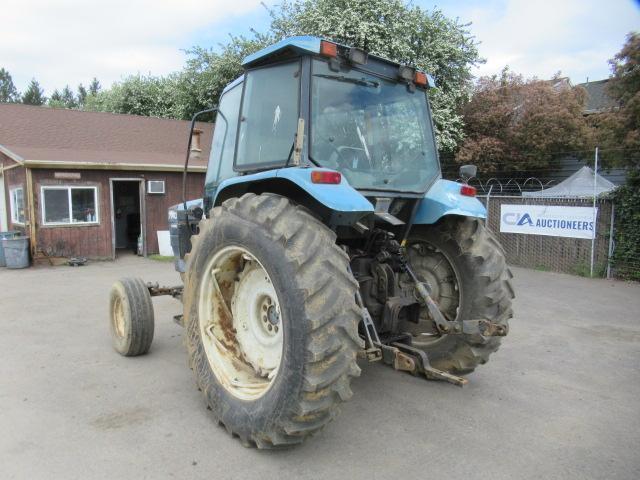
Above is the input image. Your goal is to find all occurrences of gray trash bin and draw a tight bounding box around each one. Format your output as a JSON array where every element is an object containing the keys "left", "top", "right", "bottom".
[
  {"left": 0, "top": 231, "right": 20, "bottom": 267},
  {"left": 2, "top": 236, "right": 30, "bottom": 269}
]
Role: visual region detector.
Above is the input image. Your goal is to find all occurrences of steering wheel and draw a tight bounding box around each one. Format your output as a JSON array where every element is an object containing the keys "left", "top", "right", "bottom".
[{"left": 320, "top": 139, "right": 360, "bottom": 171}]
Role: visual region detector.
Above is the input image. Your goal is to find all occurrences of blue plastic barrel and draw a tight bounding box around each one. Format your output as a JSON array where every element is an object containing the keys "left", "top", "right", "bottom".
[
  {"left": 2, "top": 236, "right": 30, "bottom": 269},
  {"left": 0, "top": 231, "right": 20, "bottom": 267}
]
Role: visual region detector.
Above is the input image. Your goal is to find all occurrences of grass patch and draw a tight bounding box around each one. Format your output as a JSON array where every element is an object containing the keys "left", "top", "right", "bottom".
[
  {"left": 572, "top": 261, "right": 607, "bottom": 278},
  {"left": 148, "top": 254, "right": 174, "bottom": 262}
]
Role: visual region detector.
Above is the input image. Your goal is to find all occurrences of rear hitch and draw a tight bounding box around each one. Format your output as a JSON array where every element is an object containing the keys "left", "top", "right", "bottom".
[
  {"left": 351, "top": 264, "right": 466, "bottom": 386},
  {"left": 380, "top": 342, "right": 467, "bottom": 387},
  {"left": 349, "top": 263, "right": 467, "bottom": 387}
]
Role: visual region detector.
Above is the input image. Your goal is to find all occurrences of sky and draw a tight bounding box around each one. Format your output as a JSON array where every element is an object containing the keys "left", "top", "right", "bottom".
[{"left": 1, "top": 0, "right": 639, "bottom": 95}]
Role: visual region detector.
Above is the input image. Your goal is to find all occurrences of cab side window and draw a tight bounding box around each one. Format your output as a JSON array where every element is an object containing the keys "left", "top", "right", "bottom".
[
  {"left": 206, "top": 83, "right": 242, "bottom": 186},
  {"left": 235, "top": 61, "right": 300, "bottom": 169}
]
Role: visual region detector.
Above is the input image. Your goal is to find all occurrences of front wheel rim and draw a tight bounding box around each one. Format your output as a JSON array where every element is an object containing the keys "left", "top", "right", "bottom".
[
  {"left": 198, "top": 246, "right": 283, "bottom": 401},
  {"left": 112, "top": 296, "right": 126, "bottom": 338}
]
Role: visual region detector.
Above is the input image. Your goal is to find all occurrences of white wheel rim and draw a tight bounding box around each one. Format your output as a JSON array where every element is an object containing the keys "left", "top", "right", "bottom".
[
  {"left": 112, "top": 295, "right": 126, "bottom": 338},
  {"left": 198, "top": 246, "right": 283, "bottom": 400}
]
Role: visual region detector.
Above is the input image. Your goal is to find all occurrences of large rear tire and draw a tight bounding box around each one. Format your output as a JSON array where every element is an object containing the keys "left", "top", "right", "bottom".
[
  {"left": 182, "top": 193, "right": 362, "bottom": 448},
  {"left": 403, "top": 216, "right": 514, "bottom": 374}
]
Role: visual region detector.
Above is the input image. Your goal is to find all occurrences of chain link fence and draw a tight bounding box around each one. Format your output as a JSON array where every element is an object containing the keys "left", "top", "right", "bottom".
[
  {"left": 440, "top": 148, "right": 638, "bottom": 280},
  {"left": 479, "top": 195, "right": 613, "bottom": 277}
]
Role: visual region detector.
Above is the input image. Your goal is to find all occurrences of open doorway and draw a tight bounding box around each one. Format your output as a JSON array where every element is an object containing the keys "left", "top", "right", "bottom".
[{"left": 110, "top": 179, "right": 144, "bottom": 258}]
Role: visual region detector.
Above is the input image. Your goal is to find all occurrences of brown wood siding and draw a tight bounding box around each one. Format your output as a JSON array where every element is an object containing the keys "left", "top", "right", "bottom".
[
  {"left": 31, "top": 169, "right": 204, "bottom": 259},
  {"left": 1, "top": 153, "right": 28, "bottom": 234},
  {"left": 144, "top": 172, "right": 204, "bottom": 254},
  {"left": 33, "top": 169, "right": 110, "bottom": 258}
]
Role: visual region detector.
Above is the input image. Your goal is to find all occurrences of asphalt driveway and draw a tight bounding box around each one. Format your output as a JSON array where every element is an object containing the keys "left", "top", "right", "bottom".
[{"left": 1, "top": 255, "right": 639, "bottom": 480}]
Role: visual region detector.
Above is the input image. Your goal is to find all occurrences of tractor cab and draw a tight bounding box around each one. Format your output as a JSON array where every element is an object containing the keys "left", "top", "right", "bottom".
[
  {"left": 201, "top": 36, "right": 443, "bottom": 219},
  {"left": 171, "top": 36, "right": 485, "bottom": 262}
]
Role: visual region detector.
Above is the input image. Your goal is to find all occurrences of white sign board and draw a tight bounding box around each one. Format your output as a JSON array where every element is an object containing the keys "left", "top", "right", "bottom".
[{"left": 500, "top": 204, "right": 597, "bottom": 239}]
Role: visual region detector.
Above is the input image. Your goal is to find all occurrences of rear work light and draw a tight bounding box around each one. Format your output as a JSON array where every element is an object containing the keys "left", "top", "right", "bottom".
[
  {"left": 460, "top": 185, "right": 477, "bottom": 197},
  {"left": 348, "top": 47, "right": 368, "bottom": 65},
  {"left": 311, "top": 170, "right": 342, "bottom": 184},
  {"left": 320, "top": 40, "right": 338, "bottom": 58},
  {"left": 398, "top": 65, "right": 416, "bottom": 82},
  {"left": 414, "top": 71, "right": 428, "bottom": 87}
]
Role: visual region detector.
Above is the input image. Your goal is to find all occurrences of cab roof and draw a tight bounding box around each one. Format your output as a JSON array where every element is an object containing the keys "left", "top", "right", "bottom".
[
  {"left": 239, "top": 35, "right": 436, "bottom": 88},
  {"left": 242, "top": 36, "right": 322, "bottom": 68}
]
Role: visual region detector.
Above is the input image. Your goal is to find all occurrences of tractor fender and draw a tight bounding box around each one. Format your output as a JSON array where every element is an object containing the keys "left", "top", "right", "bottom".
[
  {"left": 212, "top": 168, "right": 374, "bottom": 226},
  {"left": 413, "top": 179, "right": 486, "bottom": 225}
]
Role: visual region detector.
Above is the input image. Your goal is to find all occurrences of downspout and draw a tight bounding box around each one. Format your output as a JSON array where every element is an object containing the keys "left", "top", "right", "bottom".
[{"left": 25, "top": 167, "right": 37, "bottom": 256}]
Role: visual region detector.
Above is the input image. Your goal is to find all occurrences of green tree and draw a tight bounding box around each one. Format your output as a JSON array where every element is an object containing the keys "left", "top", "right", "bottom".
[
  {"left": 267, "top": 0, "right": 481, "bottom": 152},
  {"left": 0, "top": 68, "right": 20, "bottom": 103},
  {"left": 22, "top": 78, "right": 46, "bottom": 105},
  {"left": 88, "top": 0, "right": 480, "bottom": 151},
  {"left": 84, "top": 74, "right": 181, "bottom": 117},
  {"left": 593, "top": 32, "right": 640, "bottom": 169},
  {"left": 596, "top": 33, "right": 640, "bottom": 280},
  {"left": 77, "top": 83, "right": 88, "bottom": 107},
  {"left": 89, "top": 77, "right": 101, "bottom": 96},
  {"left": 455, "top": 68, "right": 592, "bottom": 173},
  {"left": 48, "top": 89, "right": 63, "bottom": 108},
  {"left": 174, "top": 33, "right": 274, "bottom": 120},
  {"left": 60, "top": 85, "right": 78, "bottom": 108}
]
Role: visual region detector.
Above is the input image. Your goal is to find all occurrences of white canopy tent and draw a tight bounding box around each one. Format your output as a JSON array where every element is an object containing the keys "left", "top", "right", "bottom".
[{"left": 522, "top": 166, "right": 617, "bottom": 198}]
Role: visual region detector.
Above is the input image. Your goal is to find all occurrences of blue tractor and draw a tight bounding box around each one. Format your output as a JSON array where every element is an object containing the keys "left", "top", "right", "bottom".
[{"left": 109, "top": 36, "right": 514, "bottom": 448}]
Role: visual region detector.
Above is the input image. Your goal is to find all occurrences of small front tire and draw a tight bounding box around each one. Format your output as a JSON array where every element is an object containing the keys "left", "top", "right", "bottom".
[{"left": 109, "top": 277, "right": 155, "bottom": 356}]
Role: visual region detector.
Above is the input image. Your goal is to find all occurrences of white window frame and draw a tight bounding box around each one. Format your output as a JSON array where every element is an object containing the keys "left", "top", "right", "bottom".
[
  {"left": 9, "top": 186, "right": 25, "bottom": 225},
  {"left": 147, "top": 180, "right": 165, "bottom": 194},
  {"left": 41, "top": 185, "right": 100, "bottom": 226}
]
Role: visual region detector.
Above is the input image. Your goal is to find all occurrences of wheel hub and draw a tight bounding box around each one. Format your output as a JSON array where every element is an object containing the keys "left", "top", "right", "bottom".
[
  {"left": 231, "top": 267, "right": 282, "bottom": 374},
  {"left": 405, "top": 242, "right": 461, "bottom": 345},
  {"left": 266, "top": 304, "right": 280, "bottom": 326}
]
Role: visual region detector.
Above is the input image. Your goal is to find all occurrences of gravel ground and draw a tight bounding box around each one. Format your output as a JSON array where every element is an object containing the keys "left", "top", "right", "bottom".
[{"left": 1, "top": 255, "right": 639, "bottom": 480}]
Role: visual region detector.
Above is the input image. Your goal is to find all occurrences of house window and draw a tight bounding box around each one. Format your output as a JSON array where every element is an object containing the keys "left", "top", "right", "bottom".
[
  {"left": 41, "top": 186, "right": 99, "bottom": 225},
  {"left": 10, "top": 187, "right": 25, "bottom": 224}
]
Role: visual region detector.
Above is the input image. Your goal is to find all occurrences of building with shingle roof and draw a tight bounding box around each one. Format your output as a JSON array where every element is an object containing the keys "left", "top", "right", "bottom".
[
  {"left": 577, "top": 79, "right": 619, "bottom": 114},
  {"left": 0, "top": 103, "right": 213, "bottom": 260}
]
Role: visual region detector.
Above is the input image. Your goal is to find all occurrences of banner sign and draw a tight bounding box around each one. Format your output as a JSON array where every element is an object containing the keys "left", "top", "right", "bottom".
[{"left": 500, "top": 204, "right": 597, "bottom": 239}]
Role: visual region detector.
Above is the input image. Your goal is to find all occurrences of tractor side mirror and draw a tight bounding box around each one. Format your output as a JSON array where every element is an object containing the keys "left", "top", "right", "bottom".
[
  {"left": 188, "top": 206, "right": 204, "bottom": 220},
  {"left": 459, "top": 164, "right": 477, "bottom": 182}
]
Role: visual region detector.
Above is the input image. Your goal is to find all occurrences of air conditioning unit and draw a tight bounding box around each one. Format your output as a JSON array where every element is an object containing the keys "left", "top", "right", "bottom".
[{"left": 147, "top": 180, "right": 165, "bottom": 194}]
